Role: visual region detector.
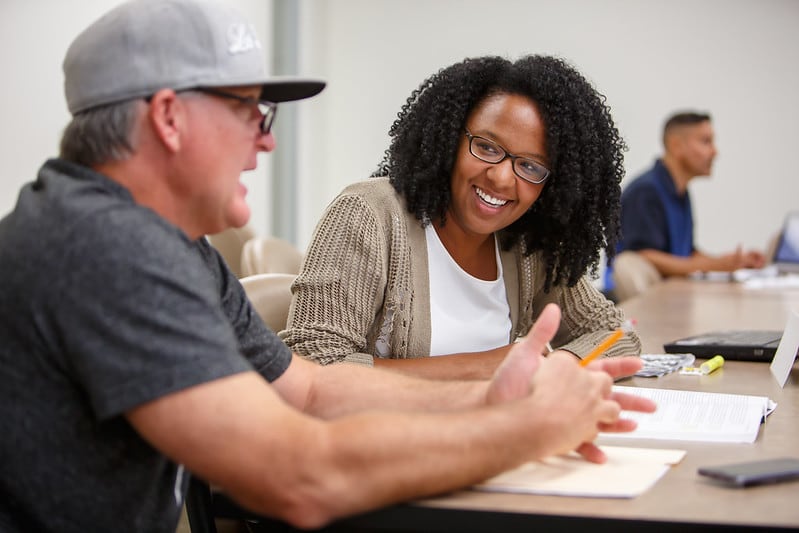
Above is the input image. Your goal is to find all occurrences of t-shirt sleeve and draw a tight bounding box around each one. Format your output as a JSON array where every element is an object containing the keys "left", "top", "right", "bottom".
[
  {"left": 51, "top": 210, "right": 254, "bottom": 421},
  {"left": 621, "top": 183, "right": 669, "bottom": 252},
  {"left": 195, "top": 239, "right": 292, "bottom": 381}
]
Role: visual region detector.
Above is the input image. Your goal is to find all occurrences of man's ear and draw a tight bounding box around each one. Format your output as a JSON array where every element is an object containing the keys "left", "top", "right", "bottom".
[
  {"left": 147, "top": 89, "right": 184, "bottom": 153},
  {"left": 664, "top": 130, "right": 683, "bottom": 156}
]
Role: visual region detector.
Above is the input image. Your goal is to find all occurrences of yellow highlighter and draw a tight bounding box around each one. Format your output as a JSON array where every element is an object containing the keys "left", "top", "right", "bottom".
[{"left": 700, "top": 355, "right": 725, "bottom": 375}]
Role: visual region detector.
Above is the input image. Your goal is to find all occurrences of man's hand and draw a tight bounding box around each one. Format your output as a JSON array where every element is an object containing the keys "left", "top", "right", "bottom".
[
  {"left": 710, "top": 246, "right": 768, "bottom": 272},
  {"left": 485, "top": 303, "right": 657, "bottom": 463},
  {"left": 585, "top": 356, "right": 657, "bottom": 433}
]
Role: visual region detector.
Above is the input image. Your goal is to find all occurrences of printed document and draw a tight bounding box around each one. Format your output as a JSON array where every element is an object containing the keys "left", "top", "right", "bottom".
[{"left": 603, "top": 386, "right": 775, "bottom": 444}]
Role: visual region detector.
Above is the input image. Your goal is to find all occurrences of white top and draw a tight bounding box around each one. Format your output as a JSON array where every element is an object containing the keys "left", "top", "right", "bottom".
[{"left": 425, "top": 225, "right": 512, "bottom": 356}]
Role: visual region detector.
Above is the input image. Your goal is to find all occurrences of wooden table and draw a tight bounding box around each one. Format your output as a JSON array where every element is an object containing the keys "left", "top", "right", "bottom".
[{"left": 216, "top": 278, "right": 799, "bottom": 532}]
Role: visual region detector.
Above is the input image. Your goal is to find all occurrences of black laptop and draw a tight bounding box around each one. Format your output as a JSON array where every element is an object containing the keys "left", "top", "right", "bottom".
[{"left": 663, "top": 330, "right": 783, "bottom": 362}]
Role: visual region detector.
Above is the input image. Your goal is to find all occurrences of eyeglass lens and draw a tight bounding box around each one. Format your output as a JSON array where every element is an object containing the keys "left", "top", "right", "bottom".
[{"left": 258, "top": 104, "right": 276, "bottom": 134}]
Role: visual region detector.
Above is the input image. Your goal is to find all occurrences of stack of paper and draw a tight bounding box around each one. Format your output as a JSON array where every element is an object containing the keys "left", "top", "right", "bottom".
[{"left": 475, "top": 446, "right": 685, "bottom": 498}]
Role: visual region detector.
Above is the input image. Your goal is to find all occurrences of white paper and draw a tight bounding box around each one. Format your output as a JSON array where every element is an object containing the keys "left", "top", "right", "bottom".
[
  {"left": 743, "top": 274, "right": 799, "bottom": 290},
  {"left": 475, "top": 446, "right": 686, "bottom": 498},
  {"left": 770, "top": 309, "right": 799, "bottom": 388},
  {"left": 604, "top": 386, "right": 773, "bottom": 443}
]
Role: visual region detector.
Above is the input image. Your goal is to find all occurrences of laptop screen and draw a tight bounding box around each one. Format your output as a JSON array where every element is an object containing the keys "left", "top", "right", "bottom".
[{"left": 773, "top": 211, "right": 799, "bottom": 268}]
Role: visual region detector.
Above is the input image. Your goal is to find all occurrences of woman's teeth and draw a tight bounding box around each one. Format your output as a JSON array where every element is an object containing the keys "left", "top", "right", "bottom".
[{"left": 476, "top": 187, "right": 508, "bottom": 207}]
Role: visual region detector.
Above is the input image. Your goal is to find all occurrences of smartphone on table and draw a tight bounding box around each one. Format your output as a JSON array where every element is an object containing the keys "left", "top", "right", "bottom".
[{"left": 698, "top": 457, "right": 799, "bottom": 487}]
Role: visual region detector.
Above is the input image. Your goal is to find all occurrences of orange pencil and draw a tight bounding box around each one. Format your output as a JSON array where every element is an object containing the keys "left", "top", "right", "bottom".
[{"left": 579, "top": 329, "right": 624, "bottom": 367}]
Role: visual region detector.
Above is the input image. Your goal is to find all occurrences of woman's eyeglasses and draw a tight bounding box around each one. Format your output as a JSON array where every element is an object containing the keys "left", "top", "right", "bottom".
[{"left": 464, "top": 129, "right": 550, "bottom": 184}]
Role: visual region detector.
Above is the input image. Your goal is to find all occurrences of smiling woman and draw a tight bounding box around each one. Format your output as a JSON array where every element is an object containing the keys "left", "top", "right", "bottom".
[{"left": 280, "top": 54, "right": 640, "bottom": 380}]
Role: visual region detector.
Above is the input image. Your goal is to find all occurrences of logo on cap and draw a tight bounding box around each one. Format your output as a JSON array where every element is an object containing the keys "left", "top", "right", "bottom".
[{"left": 227, "top": 23, "right": 261, "bottom": 54}]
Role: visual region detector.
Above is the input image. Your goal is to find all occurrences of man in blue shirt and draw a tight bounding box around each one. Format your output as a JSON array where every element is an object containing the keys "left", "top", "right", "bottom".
[{"left": 617, "top": 111, "right": 765, "bottom": 277}]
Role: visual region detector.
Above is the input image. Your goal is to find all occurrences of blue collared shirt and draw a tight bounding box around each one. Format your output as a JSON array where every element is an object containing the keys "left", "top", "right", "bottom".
[
  {"left": 604, "top": 160, "right": 694, "bottom": 292},
  {"left": 618, "top": 159, "right": 694, "bottom": 256}
]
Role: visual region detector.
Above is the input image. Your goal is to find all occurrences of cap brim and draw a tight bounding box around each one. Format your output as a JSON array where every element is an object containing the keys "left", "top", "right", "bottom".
[{"left": 260, "top": 78, "right": 326, "bottom": 103}]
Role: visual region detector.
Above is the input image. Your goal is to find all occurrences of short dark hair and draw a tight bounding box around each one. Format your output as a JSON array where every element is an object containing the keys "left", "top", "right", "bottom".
[
  {"left": 662, "top": 111, "right": 712, "bottom": 145},
  {"left": 372, "top": 55, "right": 626, "bottom": 290}
]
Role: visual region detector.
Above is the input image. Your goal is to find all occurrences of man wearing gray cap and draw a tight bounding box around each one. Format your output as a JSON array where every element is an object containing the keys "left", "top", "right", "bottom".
[{"left": 0, "top": 1, "right": 653, "bottom": 532}]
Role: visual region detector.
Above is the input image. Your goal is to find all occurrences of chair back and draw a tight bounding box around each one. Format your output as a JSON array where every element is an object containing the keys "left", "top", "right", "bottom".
[
  {"left": 240, "top": 236, "right": 303, "bottom": 277},
  {"left": 240, "top": 273, "right": 296, "bottom": 332},
  {"left": 206, "top": 225, "right": 257, "bottom": 278},
  {"left": 612, "top": 251, "right": 662, "bottom": 302}
]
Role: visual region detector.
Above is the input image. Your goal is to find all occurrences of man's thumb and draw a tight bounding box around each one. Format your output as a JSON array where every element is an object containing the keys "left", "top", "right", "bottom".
[{"left": 487, "top": 303, "right": 561, "bottom": 404}]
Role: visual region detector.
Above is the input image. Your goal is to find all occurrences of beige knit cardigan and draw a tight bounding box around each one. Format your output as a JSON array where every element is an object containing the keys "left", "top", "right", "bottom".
[{"left": 280, "top": 178, "right": 641, "bottom": 366}]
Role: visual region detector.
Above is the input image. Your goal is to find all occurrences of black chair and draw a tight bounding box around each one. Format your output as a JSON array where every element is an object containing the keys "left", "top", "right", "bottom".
[
  {"left": 186, "top": 477, "right": 218, "bottom": 533},
  {"left": 185, "top": 478, "right": 272, "bottom": 533}
]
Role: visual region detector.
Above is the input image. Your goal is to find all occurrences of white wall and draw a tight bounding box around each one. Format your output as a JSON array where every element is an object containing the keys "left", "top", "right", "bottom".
[
  {"left": 296, "top": 0, "right": 799, "bottom": 257},
  {"left": 0, "top": 0, "right": 274, "bottom": 235},
  {"left": 3, "top": 0, "right": 798, "bottom": 260}
]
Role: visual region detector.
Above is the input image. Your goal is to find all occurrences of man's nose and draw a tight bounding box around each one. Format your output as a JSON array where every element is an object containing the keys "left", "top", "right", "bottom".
[{"left": 258, "top": 131, "right": 276, "bottom": 152}]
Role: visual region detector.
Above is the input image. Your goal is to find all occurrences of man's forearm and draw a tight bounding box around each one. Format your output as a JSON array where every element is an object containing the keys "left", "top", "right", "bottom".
[
  {"left": 228, "top": 390, "right": 565, "bottom": 529},
  {"left": 373, "top": 345, "right": 512, "bottom": 380},
  {"left": 294, "top": 403, "right": 545, "bottom": 525},
  {"left": 300, "top": 356, "right": 489, "bottom": 418},
  {"left": 639, "top": 248, "right": 707, "bottom": 276}
]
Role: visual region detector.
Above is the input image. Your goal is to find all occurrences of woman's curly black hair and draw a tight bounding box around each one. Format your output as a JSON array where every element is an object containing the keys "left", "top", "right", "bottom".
[{"left": 372, "top": 55, "right": 626, "bottom": 291}]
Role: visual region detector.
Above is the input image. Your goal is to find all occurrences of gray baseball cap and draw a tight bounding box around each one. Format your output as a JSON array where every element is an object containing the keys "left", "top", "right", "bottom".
[{"left": 63, "top": 0, "right": 325, "bottom": 115}]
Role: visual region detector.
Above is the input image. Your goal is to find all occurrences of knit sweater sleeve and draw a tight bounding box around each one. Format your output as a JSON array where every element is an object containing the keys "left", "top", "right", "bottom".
[
  {"left": 279, "top": 191, "right": 387, "bottom": 366},
  {"left": 527, "top": 255, "right": 642, "bottom": 358}
]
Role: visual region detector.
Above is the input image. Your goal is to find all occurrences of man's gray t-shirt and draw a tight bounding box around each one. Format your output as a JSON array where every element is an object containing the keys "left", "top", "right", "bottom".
[{"left": 0, "top": 159, "right": 292, "bottom": 532}]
